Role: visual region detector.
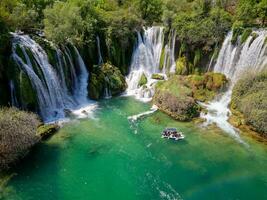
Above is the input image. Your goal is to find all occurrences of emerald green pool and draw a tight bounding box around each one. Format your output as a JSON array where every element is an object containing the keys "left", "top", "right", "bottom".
[{"left": 4, "top": 97, "right": 267, "bottom": 200}]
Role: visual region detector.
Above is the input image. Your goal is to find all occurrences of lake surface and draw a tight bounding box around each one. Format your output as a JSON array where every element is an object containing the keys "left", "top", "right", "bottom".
[{"left": 4, "top": 97, "right": 267, "bottom": 200}]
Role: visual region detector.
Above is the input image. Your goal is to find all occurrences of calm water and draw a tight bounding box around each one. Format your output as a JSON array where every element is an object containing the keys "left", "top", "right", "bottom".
[{"left": 3, "top": 97, "right": 267, "bottom": 200}]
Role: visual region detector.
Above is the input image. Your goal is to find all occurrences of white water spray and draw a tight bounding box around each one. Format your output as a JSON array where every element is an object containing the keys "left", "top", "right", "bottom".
[
  {"left": 11, "top": 33, "right": 94, "bottom": 122},
  {"left": 126, "top": 27, "right": 176, "bottom": 101}
]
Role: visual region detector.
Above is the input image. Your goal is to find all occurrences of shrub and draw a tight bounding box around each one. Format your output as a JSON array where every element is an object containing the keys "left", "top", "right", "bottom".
[{"left": 0, "top": 107, "right": 41, "bottom": 170}]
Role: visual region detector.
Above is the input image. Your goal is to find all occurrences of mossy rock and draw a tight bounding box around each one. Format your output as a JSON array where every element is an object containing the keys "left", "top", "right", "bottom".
[
  {"left": 231, "top": 22, "right": 244, "bottom": 44},
  {"left": 185, "top": 73, "right": 227, "bottom": 102},
  {"left": 89, "top": 71, "right": 105, "bottom": 100},
  {"left": 153, "top": 75, "right": 200, "bottom": 121},
  {"left": 159, "top": 48, "right": 165, "bottom": 71},
  {"left": 240, "top": 28, "right": 252, "bottom": 44},
  {"left": 193, "top": 49, "right": 201, "bottom": 67},
  {"left": 37, "top": 124, "right": 60, "bottom": 140},
  {"left": 175, "top": 56, "right": 187, "bottom": 75},
  {"left": 204, "top": 72, "right": 228, "bottom": 91},
  {"left": 19, "top": 71, "right": 38, "bottom": 111},
  {"left": 89, "top": 63, "right": 127, "bottom": 100},
  {"left": 138, "top": 73, "right": 147, "bottom": 87},
  {"left": 152, "top": 74, "right": 164, "bottom": 80},
  {"left": 249, "top": 32, "right": 259, "bottom": 46}
]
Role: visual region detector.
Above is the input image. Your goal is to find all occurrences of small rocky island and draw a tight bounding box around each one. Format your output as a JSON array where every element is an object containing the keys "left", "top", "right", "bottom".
[{"left": 153, "top": 73, "right": 228, "bottom": 121}]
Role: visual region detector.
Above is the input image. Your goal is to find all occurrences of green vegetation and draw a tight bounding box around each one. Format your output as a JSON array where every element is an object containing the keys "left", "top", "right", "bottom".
[
  {"left": 37, "top": 124, "right": 59, "bottom": 140},
  {"left": 89, "top": 63, "right": 127, "bottom": 100},
  {"left": 153, "top": 75, "right": 200, "bottom": 121},
  {"left": 152, "top": 73, "right": 165, "bottom": 80},
  {"left": 138, "top": 73, "right": 148, "bottom": 87},
  {"left": 153, "top": 72, "right": 227, "bottom": 121},
  {"left": 187, "top": 72, "right": 228, "bottom": 102},
  {"left": 231, "top": 71, "right": 267, "bottom": 136},
  {"left": 0, "top": 107, "right": 41, "bottom": 170}
]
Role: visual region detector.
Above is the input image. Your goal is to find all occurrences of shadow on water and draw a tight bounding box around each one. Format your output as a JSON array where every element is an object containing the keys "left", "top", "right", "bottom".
[{"left": 6, "top": 140, "right": 66, "bottom": 200}]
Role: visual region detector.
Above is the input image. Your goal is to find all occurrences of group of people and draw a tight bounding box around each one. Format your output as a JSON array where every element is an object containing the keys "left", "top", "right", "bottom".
[{"left": 161, "top": 128, "right": 184, "bottom": 140}]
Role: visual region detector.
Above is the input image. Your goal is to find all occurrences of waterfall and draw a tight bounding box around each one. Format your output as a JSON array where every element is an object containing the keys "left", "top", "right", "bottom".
[
  {"left": 9, "top": 80, "right": 19, "bottom": 107},
  {"left": 163, "top": 30, "right": 177, "bottom": 73},
  {"left": 73, "top": 46, "right": 89, "bottom": 104},
  {"left": 11, "top": 33, "right": 92, "bottom": 122},
  {"left": 201, "top": 30, "right": 267, "bottom": 143},
  {"left": 126, "top": 26, "right": 176, "bottom": 101},
  {"left": 96, "top": 36, "right": 103, "bottom": 65}
]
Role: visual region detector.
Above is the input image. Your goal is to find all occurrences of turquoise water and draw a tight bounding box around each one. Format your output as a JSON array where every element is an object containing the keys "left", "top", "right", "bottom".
[{"left": 4, "top": 97, "right": 267, "bottom": 200}]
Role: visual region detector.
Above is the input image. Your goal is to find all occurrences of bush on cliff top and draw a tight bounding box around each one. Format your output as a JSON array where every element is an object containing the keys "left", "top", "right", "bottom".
[
  {"left": 0, "top": 107, "right": 41, "bottom": 170},
  {"left": 231, "top": 71, "right": 267, "bottom": 135}
]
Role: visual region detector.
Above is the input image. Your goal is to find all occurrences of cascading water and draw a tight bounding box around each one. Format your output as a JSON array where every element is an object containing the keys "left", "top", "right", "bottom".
[
  {"left": 126, "top": 26, "right": 176, "bottom": 101},
  {"left": 9, "top": 80, "right": 19, "bottom": 107},
  {"left": 201, "top": 30, "right": 267, "bottom": 143},
  {"left": 162, "top": 30, "right": 176, "bottom": 73},
  {"left": 11, "top": 33, "right": 93, "bottom": 122},
  {"left": 96, "top": 36, "right": 104, "bottom": 65}
]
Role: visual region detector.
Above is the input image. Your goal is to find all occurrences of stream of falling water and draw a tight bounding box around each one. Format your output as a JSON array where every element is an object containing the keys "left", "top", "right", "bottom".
[
  {"left": 126, "top": 26, "right": 176, "bottom": 101},
  {"left": 11, "top": 33, "right": 95, "bottom": 122}
]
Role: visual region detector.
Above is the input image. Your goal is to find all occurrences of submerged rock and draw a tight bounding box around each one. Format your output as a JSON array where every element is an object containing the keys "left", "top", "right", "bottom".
[{"left": 37, "top": 124, "right": 60, "bottom": 140}]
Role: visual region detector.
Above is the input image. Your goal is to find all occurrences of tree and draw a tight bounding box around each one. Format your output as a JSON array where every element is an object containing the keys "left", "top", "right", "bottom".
[
  {"left": 138, "top": 0, "right": 163, "bottom": 24},
  {"left": 257, "top": 0, "right": 267, "bottom": 26},
  {"left": 236, "top": 0, "right": 257, "bottom": 25},
  {"left": 44, "top": 1, "right": 84, "bottom": 44}
]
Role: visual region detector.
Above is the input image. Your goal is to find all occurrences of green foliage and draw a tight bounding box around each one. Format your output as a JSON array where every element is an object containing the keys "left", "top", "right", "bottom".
[
  {"left": 0, "top": 107, "right": 41, "bottom": 170},
  {"left": 175, "top": 56, "right": 187, "bottom": 75},
  {"left": 231, "top": 21, "right": 244, "bottom": 44},
  {"left": 44, "top": 1, "right": 84, "bottom": 44},
  {"left": 193, "top": 49, "right": 201, "bottom": 67},
  {"left": 240, "top": 28, "right": 252, "bottom": 44},
  {"left": 173, "top": 2, "right": 232, "bottom": 52},
  {"left": 152, "top": 73, "right": 164, "bottom": 80},
  {"left": 186, "top": 72, "right": 228, "bottom": 102},
  {"left": 138, "top": 0, "right": 163, "bottom": 25},
  {"left": 231, "top": 71, "right": 267, "bottom": 135},
  {"left": 236, "top": 0, "right": 267, "bottom": 26}
]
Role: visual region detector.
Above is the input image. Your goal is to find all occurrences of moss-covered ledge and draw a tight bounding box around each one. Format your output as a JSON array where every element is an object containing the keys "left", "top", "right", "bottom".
[
  {"left": 153, "top": 72, "right": 228, "bottom": 121},
  {"left": 89, "top": 62, "right": 127, "bottom": 100}
]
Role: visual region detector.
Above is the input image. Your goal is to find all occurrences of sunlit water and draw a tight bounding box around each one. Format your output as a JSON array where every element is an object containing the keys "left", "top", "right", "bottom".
[{"left": 3, "top": 97, "right": 267, "bottom": 200}]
